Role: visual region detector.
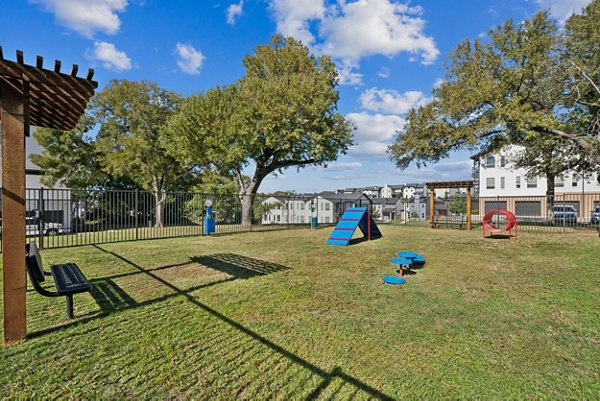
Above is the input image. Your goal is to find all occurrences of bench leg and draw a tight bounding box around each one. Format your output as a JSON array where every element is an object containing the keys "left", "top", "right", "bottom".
[{"left": 66, "top": 295, "right": 74, "bottom": 319}]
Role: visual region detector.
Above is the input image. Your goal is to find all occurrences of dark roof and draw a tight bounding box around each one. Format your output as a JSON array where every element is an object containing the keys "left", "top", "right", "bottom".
[
  {"left": 318, "top": 192, "right": 371, "bottom": 202},
  {"left": 0, "top": 47, "right": 98, "bottom": 131}
]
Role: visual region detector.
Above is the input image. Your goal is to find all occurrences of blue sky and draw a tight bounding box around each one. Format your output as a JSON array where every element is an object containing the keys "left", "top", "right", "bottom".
[{"left": 0, "top": 0, "right": 592, "bottom": 193}]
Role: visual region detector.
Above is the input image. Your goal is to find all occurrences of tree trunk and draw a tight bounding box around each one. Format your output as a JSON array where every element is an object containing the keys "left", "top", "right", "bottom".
[
  {"left": 239, "top": 175, "right": 264, "bottom": 227},
  {"left": 546, "top": 172, "right": 555, "bottom": 223},
  {"left": 240, "top": 193, "right": 254, "bottom": 227},
  {"left": 153, "top": 176, "right": 167, "bottom": 228}
]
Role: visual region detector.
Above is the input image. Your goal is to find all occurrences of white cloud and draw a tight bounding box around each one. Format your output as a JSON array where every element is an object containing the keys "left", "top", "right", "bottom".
[
  {"left": 377, "top": 67, "right": 390, "bottom": 79},
  {"left": 338, "top": 62, "right": 363, "bottom": 85},
  {"left": 320, "top": 1, "right": 439, "bottom": 63},
  {"left": 347, "top": 112, "right": 405, "bottom": 159},
  {"left": 226, "top": 0, "right": 245, "bottom": 25},
  {"left": 536, "top": 0, "right": 592, "bottom": 22},
  {"left": 269, "top": 0, "right": 326, "bottom": 45},
  {"left": 324, "top": 162, "right": 363, "bottom": 171},
  {"left": 175, "top": 43, "right": 205, "bottom": 75},
  {"left": 269, "top": 0, "right": 439, "bottom": 85},
  {"left": 92, "top": 41, "right": 132, "bottom": 71},
  {"left": 359, "top": 88, "right": 428, "bottom": 114},
  {"left": 31, "top": 0, "right": 127, "bottom": 38}
]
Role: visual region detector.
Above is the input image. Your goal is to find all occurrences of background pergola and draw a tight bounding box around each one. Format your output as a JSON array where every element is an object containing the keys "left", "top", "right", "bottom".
[
  {"left": 425, "top": 180, "right": 476, "bottom": 230},
  {"left": 0, "top": 47, "right": 97, "bottom": 344}
]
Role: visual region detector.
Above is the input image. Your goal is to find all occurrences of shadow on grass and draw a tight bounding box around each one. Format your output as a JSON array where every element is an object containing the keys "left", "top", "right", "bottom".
[
  {"left": 27, "top": 245, "right": 394, "bottom": 400},
  {"left": 484, "top": 234, "right": 513, "bottom": 240},
  {"left": 190, "top": 253, "right": 291, "bottom": 279},
  {"left": 90, "top": 278, "right": 137, "bottom": 313}
]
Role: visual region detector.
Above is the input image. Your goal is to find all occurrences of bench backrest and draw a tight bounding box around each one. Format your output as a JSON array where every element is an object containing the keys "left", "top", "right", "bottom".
[{"left": 25, "top": 242, "right": 45, "bottom": 283}]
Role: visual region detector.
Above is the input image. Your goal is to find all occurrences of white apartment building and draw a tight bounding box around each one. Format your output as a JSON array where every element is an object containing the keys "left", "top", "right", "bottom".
[
  {"left": 476, "top": 145, "right": 600, "bottom": 218},
  {"left": 260, "top": 193, "right": 372, "bottom": 225}
]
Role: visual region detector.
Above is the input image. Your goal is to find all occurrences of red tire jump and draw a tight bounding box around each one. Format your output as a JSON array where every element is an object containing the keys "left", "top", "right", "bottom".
[{"left": 482, "top": 209, "right": 517, "bottom": 239}]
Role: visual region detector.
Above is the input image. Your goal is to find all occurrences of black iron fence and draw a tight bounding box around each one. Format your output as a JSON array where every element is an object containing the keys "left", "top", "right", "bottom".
[
  {"left": 399, "top": 193, "right": 600, "bottom": 233},
  {"left": 0, "top": 188, "right": 375, "bottom": 250}
]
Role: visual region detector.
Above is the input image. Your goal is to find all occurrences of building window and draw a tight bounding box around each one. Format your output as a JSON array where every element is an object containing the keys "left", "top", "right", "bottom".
[
  {"left": 516, "top": 176, "right": 521, "bottom": 189},
  {"left": 554, "top": 177, "right": 564, "bottom": 188},
  {"left": 527, "top": 176, "right": 537, "bottom": 188},
  {"left": 325, "top": 203, "right": 330, "bottom": 211},
  {"left": 500, "top": 156, "right": 506, "bottom": 167},
  {"left": 485, "top": 156, "right": 495, "bottom": 168},
  {"left": 486, "top": 177, "right": 495, "bottom": 189},
  {"left": 276, "top": 215, "right": 280, "bottom": 222},
  {"left": 572, "top": 180, "right": 578, "bottom": 187},
  {"left": 500, "top": 177, "right": 505, "bottom": 189}
]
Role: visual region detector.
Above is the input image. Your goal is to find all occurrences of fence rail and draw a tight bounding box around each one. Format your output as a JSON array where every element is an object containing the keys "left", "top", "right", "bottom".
[
  {"left": 400, "top": 193, "right": 600, "bottom": 233},
  {"left": 0, "top": 188, "right": 374, "bottom": 250},
  {"left": 2, "top": 188, "right": 597, "bottom": 251}
]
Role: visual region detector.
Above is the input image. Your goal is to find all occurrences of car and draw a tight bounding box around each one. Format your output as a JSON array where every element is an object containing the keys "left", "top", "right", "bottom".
[
  {"left": 553, "top": 205, "right": 578, "bottom": 225},
  {"left": 591, "top": 206, "right": 600, "bottom": 225},
  {"left": 0, "top": 216, "right": 64, "bottom": 237}
]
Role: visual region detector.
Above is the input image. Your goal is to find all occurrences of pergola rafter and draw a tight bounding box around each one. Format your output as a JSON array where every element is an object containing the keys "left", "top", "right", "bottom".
[{"left": 1, "top": 47, "right": 97, "bottom": 344}]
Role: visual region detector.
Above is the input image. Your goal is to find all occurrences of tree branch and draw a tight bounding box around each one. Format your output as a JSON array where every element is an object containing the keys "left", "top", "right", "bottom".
[
  {"left": 533, "top": 126, "right": 600, "bottom": 164},
  {"left": 569, "top": 60, "right": 600, "bottom": 95}
]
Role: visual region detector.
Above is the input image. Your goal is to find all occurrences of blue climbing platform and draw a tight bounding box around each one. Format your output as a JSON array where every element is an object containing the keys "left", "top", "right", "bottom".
[{"left": 326, "top": 207, "right": 382, "bottom": 246}]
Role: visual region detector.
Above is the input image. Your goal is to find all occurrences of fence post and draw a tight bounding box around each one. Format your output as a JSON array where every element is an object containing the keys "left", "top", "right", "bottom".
[
  {"left": 135, "top": 189, "right": 139, "bottom": 241},
  {"left": 38, "top": 187, "right": 45, "bottom": 249}
]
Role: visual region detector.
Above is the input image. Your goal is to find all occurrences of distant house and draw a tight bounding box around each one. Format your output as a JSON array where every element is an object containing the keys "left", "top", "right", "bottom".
[
  {"left": 380, "top": 184, "right": 404, "bottom": 199},
  {"left": 317, "top": 192, "right": 372, "bottom": 223},
  {"left": 371, "top": 197, "right": 401, "bottom": 222},
  {"left": 361, "top": 186, "right": 381, "bottom": 198},
  {"left": 260, "top": 192, "right": 372, "bottom": 225}
]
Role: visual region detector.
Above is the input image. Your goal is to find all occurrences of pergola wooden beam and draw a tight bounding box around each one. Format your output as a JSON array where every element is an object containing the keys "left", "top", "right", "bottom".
[
  {"left": 425, "top": 180, "right": 476, "bottom": 231},
  {"left": 1, "top": 47, "right": 97, "bottom": 344}
]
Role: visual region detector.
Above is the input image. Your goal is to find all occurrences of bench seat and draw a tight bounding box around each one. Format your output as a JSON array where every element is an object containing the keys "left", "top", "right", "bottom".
[
  {"left": 51, "top": 263, "right": 91, "bottom": 295},
  {"left": 26, "top": 242, "right": 91, "bottom": 319}
]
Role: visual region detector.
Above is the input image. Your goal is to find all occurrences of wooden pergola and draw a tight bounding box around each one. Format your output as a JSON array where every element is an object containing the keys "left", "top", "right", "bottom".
[
  {"left": 1, "top": 47, "right": 97, "bottom": 344},
  {"left": 425, "top": 180, "right": 476, "bottom": 231}
]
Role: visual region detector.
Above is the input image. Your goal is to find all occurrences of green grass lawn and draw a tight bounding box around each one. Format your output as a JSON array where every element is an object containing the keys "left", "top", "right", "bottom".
[{"left": 1, "top": 226, "right": 599, "bottom": 399}]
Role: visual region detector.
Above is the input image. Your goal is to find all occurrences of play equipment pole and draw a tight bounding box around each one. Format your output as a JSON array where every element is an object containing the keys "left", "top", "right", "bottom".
[
  {"left": 367, "top": 209, "right": 371, "bottom": 241},
  {"left": 466, "top": 188, "right": 472, "bottom": 231},
  {"left": 429, "top": 189, "right": 435, "bottom": 228}
]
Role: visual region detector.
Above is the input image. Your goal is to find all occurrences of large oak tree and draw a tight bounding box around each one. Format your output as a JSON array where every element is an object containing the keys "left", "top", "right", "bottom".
[
  {"left": 165, "top": 35, "right": 354, "bottom": 226},
  {"left": 390, "top": 3, "right": 600, "bottom": 181}
]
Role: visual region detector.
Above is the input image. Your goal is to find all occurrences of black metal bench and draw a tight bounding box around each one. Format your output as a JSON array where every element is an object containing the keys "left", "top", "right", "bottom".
[{"left": 25, "top": 242, "right": 91, "bottom": 319}]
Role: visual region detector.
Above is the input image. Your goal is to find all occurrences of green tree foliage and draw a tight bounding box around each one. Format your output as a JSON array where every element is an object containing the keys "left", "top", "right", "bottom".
[
  {"left": 31, "top": 115, "right": 112, "bottom": 189},
  {"left": 448, "top": 197, "right": 467, "bottom": 215},
  {"left": 165, "top": 35, "right": 354, "bottom": 226},
  {"left": 562, "top": 0, "right": 600, "bottom": 170},
  {"left": 389, "top": 6, "right": 600, "bottom": 175},
  {"left": 182, "top": 171, "right": 250, "bottom": 225},
  {"left": 92, "top": 79, "right": 190, "bottom": 228}
]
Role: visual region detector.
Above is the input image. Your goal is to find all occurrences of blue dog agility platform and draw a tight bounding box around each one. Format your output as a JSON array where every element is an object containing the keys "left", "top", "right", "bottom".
[
  {"left": 326, "top": 207, "right": 382, "bottom": 246},
  {"left": 390, "top": 257, "right": 413, "bottom": 266},
  {"left": 383, "top": 276, "right": 406, "bottom": 284},
  {"left": 397, "top": 252, "right": 425, "bottom": 264}
]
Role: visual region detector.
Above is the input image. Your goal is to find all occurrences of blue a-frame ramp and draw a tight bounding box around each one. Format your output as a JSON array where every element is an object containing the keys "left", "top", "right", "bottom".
[{"left": 326, "top": 207, "right": 382, "bottom": 246}]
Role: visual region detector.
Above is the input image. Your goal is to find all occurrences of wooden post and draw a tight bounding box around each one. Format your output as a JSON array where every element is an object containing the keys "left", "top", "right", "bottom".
[
  {"left": 1, "top": 79, "right": 28, "bottom": 344},
  {"left": 429, "top": 189, "right": 435, "bottom": 229},
  {"left": 466, "top": 187, "right": 472, "bottom": 231}
]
